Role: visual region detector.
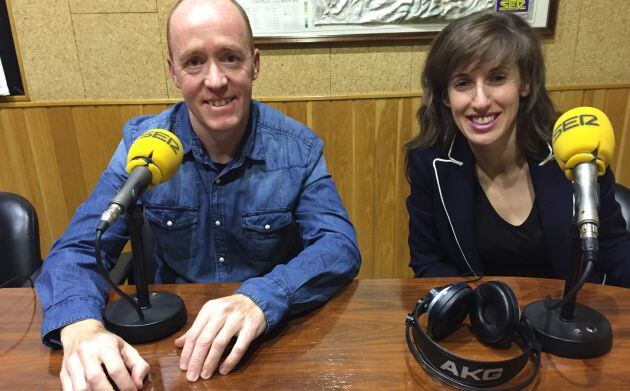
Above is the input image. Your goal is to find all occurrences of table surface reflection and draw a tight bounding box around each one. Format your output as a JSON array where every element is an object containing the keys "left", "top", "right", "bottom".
[{"left": 1, "top": 278, "right": 629, "bottom": 390}]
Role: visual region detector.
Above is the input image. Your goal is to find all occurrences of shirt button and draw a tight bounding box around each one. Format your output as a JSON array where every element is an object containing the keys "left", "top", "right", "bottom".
[
  {"left": 215, "top": 178, "right": 221, "bottom": 184},
  {"left": 218, "top": 257, "right": 225, "bottom": 263},
  {"left": 215, "top": 220, "right": 221, "bottom": 226},
  {"left": 166, "top": 220, "right": 173, "bottom": 227},
  {"left": 264, "top": 224, "right": 271, "bottom": 230}
]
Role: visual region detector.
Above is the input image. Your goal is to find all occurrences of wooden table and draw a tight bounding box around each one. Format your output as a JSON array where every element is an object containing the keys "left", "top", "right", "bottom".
[{"left": 1, "top": 278, "right": 629, "bottom": 390}]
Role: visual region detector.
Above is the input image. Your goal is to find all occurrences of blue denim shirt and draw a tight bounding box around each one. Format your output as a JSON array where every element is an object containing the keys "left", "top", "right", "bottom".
[{"left": 35, "top": 101, "right": 361, "bottom": 347}]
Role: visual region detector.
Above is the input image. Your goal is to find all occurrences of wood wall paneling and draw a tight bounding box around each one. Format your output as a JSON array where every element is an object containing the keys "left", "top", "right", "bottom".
[
  {"left": 329, "top": 100, "right": 354, "bottom": 222},
  {"left": 1, "top": 86, "right": 629, "bottom": 278},
  {"left": 614, "top": 95, "right": 630, "bottom": 183},
  {"left": 602, "top": 89, "right": 630, "bottom": 174},
  {"left": 373, "top": 98, "right": 400, "bottom": 278},
  {"left": 353, "top": 99, "right": 376, "bottom": 278},
  {"left": 47, "top": 107, "right": 87, "bottom": 216},
  {"left": 0, "top": 108, "right": 53, "bottom": 249}
]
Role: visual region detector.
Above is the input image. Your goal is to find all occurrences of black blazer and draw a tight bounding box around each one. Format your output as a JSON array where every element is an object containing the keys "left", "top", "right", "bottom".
[{"left": 407, "top": 134, "right": 630, "bottom": 287}]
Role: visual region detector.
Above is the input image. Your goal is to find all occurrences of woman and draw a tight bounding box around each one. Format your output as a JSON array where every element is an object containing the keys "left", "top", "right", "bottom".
[{"left": 405, "top": 11, "right": 630, "bottom": 286}]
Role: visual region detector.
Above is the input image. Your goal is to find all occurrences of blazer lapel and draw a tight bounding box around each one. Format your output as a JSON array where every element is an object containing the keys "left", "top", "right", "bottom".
[
  {"left": 529, "top": 157, "right": 574, "bottom": 279},
  {"left": 434, "top": 135, "right": 482, "bottom": 275}
]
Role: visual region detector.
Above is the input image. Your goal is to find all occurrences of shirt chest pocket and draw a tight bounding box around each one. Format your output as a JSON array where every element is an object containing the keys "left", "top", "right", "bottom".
[
  {"left": 241, "top": 210, "right": 294, "bottom": 264},
  {"left": 145, "top": 205, "right": 198, "bottom": 262}
]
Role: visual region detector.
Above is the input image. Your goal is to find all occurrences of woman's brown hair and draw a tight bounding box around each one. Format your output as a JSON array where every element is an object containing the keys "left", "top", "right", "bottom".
[{"left": 405, "top": 11, "right": 557, "bottom": 177}]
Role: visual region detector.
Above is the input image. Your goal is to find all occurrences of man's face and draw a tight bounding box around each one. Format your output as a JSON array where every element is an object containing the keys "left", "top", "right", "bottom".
[{"left": 167, "top": 1, "right": 259, "bottom": 139}]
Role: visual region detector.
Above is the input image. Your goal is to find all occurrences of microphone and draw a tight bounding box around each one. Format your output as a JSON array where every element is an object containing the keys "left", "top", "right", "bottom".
[
  {"left": 98, "top": 129, "right": 183, "bottom": 232},
  {"left": 523, "top": 107, "right": 614, "bottom": 359},
  {"left": 552, "top": 106, "right": 615, "bottom": 240},
  {"left": 94, "top": 129, "right": 187, "bottom": 344}
]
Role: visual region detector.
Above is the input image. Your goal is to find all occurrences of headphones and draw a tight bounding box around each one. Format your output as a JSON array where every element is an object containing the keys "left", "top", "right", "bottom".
[{"left": 405, "top": 281, "right": 541, "bottom": 390}]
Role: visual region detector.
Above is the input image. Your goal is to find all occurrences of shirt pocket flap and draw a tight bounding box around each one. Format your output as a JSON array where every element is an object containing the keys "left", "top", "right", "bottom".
[
  {"left": 145, "top": 205, "right": 198, "bottom": 230},
  {"left": 242, "top": 210, "right": 292, "bottom": 233}
]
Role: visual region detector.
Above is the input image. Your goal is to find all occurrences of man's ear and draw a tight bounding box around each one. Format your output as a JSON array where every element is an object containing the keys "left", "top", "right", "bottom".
[
  {"left": 252, "top": 48, "right": 260, "bottom": 81},
  {"left": 167, "top": 57, "right": 180, "bottom": 88}
]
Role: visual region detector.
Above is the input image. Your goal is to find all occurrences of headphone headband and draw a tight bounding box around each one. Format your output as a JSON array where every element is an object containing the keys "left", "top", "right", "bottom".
[{"left": 405, "top": 283, "right": 541, "bottom": 390}]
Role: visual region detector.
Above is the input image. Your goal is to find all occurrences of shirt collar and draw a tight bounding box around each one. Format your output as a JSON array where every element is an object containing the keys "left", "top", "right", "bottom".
[
  {"left": 243, "top": 100, "right": 266, "bottom": 162},
  {"left": 174, "top": 100, "right": 266, "bottom": 165},
  {"left": 172, "top": 102, "right": 194, "bottom": 155}
]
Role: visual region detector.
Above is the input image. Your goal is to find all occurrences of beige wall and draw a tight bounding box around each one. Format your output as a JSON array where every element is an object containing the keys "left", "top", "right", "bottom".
[{"left": 7, "top": 0, "right": 630, "bottom": 102}]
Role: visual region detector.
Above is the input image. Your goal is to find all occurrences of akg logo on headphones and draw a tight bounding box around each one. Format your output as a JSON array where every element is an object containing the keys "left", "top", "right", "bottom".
[{"left": 440, "top": 360, "right": 504, "bottom": 381}]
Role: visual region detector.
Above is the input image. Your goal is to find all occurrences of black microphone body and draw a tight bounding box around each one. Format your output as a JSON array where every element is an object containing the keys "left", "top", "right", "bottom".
[{"left": 98, "top": 165, "right": 152, "bottom": 232}]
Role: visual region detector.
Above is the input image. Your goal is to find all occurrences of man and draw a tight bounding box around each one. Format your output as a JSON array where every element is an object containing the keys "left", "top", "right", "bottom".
[{"left": 35, "top": 0, "right": 361, "bottom": 389}]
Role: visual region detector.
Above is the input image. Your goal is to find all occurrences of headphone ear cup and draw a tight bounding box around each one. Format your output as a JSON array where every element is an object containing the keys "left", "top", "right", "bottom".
[
  {"left": 427, "top": 282, "right": 474, "bottom": 340},
  {"left": 470, "top": 281, "right": 520, "bottom": 345}
]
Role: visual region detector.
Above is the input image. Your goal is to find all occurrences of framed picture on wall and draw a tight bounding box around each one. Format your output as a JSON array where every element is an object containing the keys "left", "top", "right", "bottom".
[{"left": 237, "top": 0, "right": 558, "bottom": 44}]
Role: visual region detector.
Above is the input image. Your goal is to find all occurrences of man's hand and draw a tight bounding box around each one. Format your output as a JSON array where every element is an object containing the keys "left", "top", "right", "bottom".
[
  {"left": 175, "top": 294, "right": 267, "bottom": 382},
  {"left": 60, "top": 319, "right": 150, "bottom": 391}
]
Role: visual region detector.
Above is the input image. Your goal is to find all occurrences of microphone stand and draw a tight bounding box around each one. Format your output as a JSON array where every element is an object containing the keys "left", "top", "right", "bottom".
[
  {"left": 523, "top": 164, "right": 612, "bottom": 358},
  {"left": 103, "top": 203, "right": 187, "bottom": 343}
]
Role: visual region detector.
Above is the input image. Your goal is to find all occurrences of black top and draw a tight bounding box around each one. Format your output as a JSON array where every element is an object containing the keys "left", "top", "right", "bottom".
[{"left": 474, "top": 180, "right": 554, "bottom": 278}]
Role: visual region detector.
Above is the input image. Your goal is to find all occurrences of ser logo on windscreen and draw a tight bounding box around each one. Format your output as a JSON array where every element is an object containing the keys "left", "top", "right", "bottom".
[
  {"left": 139, "top": 130, "right": 181, "bottom": 155},
  {"left": 552, "top": 114, "right": 600, "bottom": 144}
]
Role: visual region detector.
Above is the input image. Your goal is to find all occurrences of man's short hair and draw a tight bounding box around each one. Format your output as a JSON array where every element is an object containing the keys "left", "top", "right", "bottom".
[{"left": 166, "top": 0, "right": 255, "bottom": 57}]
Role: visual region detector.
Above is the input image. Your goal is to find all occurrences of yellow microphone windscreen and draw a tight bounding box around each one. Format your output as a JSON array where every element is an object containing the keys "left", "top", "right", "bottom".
[
  {"left": 552, "top": 107, "right": 614, "bottom": 180},
  {"left": 125, "top": 129, "right": 184, "bottom": 187}
]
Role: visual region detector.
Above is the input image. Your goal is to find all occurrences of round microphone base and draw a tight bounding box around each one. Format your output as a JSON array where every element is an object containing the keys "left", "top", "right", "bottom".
[
  {"left": 104, "top": 291, "right": 187, "bottom": 344},
  {"left": 523, "top": 300, "right": 611, "bottom": 359}
]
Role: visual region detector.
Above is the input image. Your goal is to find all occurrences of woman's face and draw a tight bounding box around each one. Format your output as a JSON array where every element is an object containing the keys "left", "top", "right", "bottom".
[{"left": 443, "top": 61, "right": 529, "bottom": 151}]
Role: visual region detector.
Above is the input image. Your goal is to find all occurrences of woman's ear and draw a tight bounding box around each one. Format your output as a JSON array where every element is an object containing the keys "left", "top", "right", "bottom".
[
  {"left": 520, "top": 82, "right": 530, "bottom": 98},
  {"left": 442, "top": 95, "right": 451, "bottom": 108}
]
